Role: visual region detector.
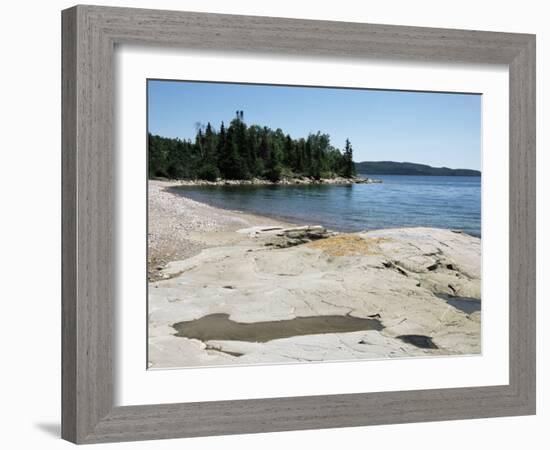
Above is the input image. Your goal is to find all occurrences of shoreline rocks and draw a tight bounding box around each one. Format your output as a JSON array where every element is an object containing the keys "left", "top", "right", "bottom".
[
  {"left": 153, "top": 175, "right": 382, "bottom": 186},
  {"left": 239, "top": 225, "right": 338, "bottom": 248}
]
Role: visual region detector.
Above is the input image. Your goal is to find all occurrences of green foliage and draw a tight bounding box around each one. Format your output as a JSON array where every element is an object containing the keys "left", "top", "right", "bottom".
[
  {"left": 197, "top": 163, "right": 221, "bottom": 181},
  {"left": 342, "top": 138, "right": 356, "bottom": 178},
  {"left": 148, "top": 112, "right": 358, "bottom": 181}
]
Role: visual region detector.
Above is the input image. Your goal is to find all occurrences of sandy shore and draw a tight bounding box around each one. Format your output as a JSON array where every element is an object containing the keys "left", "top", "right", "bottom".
[
  {"left": 148, "top": 180, "right": 295, "bottom": 280},
  {"left": 148, "top": 179, "right": 481, "bottom": 368}
]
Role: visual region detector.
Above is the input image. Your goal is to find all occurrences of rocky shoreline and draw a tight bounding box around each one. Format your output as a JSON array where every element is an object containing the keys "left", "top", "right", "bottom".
[
  {"left": 147, "top": 180, "right": 295, "bottom": 281},
  {"left": 153, "top": 175, "right": 382, "bottom": 186},
  {"left": 147, "top": 180, "right": 481, "bottom": 368}
]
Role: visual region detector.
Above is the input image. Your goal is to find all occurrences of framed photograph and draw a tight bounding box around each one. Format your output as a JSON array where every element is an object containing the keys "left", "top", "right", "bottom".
[{"left": 62, "top": 5, "right": 536, "bottom": 444}]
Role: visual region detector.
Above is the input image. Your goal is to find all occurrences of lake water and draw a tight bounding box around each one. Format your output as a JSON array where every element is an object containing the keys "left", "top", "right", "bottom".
[{"left": 173, "top": 175, "right": 481, "bottom": 237}]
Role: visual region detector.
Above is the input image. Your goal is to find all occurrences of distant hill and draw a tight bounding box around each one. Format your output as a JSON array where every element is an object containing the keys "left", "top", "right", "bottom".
[{"left": 355, "top": 161, "right": 481, "bottom": 177}]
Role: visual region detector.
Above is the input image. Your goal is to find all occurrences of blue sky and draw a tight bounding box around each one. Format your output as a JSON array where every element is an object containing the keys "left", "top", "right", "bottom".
[{"left": 148, "top": 80, "right": 481, "bottom": 170}]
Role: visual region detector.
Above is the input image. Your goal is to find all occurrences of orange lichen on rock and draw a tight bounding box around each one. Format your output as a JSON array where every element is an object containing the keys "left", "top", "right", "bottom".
[{"left": 306, "top": 234, "right": 387, "bottom": 257}]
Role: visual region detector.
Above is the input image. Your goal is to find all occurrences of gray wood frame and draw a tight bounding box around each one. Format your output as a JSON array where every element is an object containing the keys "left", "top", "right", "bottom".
[{"left": 62, "top": 5, "right": 536, "bottom": 444}]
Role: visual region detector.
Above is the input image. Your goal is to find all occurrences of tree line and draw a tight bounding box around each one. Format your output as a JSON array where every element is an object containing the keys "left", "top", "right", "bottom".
[{"left": 148, "top": 111, "right": 356, "bottom": 181}]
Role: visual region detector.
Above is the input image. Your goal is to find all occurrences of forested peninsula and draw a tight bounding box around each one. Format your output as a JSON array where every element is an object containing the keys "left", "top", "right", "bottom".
[
  {"left": 355, "top": 161, "right": 481, "bottom": 177},
  {"left": 148, "top": 111, "right": 356, "bottom": 182}
]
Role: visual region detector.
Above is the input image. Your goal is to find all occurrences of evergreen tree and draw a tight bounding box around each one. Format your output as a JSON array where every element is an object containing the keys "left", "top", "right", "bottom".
[
  {"left": 203, "top": 122, "right": 216, "bottom": 162},
  {"left": 283, "top": 134, "right": 293, "bottom": 168},
  {"left": 216, "top": 122, "right": 227, "bottom": 172},
  {"left": 342, "top": 138, "right": 356, "bottom": 178},
  {"left": 231, "top": 112, "right": 251, "bottom": 179},
  {"left": 265, "top": 138, "right": 283, "bottom": 182},
  {"left": 196, "top": 122, "right": 220, "bottom": 181},
  {"left": 218, "top": 126, "right": 244, "bottom": 179}
]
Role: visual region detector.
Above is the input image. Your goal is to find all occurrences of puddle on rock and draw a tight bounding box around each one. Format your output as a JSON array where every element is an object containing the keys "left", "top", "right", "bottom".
[
  {"left": 173, "top": 313, "right": 384, "bottom": 343},
  {"left": 435, "top": 294, "right": 481, "bottom": 315},
  {"left": 397, "top": 334, "right": 438, "bottom": 349}
]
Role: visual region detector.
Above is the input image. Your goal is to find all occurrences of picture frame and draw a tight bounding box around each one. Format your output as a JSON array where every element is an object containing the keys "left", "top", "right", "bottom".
[{"left": 61, "top": 4, "right": 536, "bottom": 444}]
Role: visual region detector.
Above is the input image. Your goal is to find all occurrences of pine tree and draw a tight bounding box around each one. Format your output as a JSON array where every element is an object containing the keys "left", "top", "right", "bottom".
[
  {"left": 283, "top": 134, "right": 293, "bottom": 169},
  {"left": 342, "top": 138, "right": 356, "bottom": 178},
  {"left": 216, "top": 122, "right": 227, "bottom": 172},
  {"left": 218, "top": 125, "right": 244, "bottom": 179},
  {"left": 265, "top": 139, "right": 283, "bottom": 182},
  {"left": 203, "top": 122, "right": 216, "bottom": 162},
  {"left": 232, "top": 112, "right": 251, "bottom": 179}
]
